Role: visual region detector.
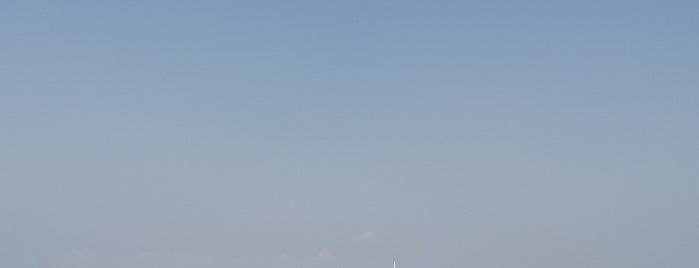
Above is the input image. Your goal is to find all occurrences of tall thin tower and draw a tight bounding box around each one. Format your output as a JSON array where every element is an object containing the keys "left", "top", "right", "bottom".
[{"left": 393, "top": 260, "right": 396, "bottom": 268}]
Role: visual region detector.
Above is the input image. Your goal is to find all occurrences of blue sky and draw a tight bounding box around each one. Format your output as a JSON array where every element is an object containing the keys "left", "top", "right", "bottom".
[{"left": 2, "top": 1, "right": 698, "bottom": 267}]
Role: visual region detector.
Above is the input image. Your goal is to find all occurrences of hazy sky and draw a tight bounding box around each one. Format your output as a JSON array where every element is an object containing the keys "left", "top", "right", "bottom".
[{"left": 2, "top": 1, "right": 698, "bottom": 267}]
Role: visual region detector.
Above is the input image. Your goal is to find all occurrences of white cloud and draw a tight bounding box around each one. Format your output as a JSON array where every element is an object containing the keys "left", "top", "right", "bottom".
[
  {"left": 359, "top": 231, "right": 377, "bottom": 241},
  {"left": 314, "top": 249, "right": 335, "bottom": 262}
]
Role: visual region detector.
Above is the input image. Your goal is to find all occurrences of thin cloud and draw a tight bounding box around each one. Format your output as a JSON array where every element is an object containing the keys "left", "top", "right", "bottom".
[
  {"left": 314, "top": 249, "right": 335, "bottom": 262},
  {"left": 359, "top": 231, "right": 377, "bottom": 241}
]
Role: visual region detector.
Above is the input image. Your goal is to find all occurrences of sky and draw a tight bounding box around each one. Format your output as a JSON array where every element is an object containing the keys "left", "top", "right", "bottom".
[{"left": 1, "top": 1, "right": 698, "bottom": 267}]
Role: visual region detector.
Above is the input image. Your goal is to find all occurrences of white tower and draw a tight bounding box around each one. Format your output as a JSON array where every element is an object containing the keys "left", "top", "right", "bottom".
[{"left": 393, "top": 260, "right": 396, "bottom": 268}]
